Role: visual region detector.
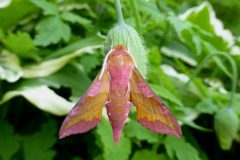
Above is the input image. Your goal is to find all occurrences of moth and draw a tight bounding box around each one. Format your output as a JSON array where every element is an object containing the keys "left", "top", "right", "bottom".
[{"left": 59, "top": 45, "right": 182, "bottom": 143}]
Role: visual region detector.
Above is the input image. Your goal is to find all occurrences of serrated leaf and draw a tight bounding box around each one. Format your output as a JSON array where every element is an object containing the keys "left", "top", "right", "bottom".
[
  {"left": 23, "top": 120, "right": 57, "bottom": 160},
  {"left": 131, "top": 150, "right": 164, "bottom": 160},
  {"left": 79, "top": 53, "right": 101, "bottom": 74},
  {"left": 179, "top": 2, "right": 234, "bottom": 47},
  {"left": 0, "top": 119, "right": 20, "bottom": 160},
  {"left": 0, "top": 85, "right": 73, "bottom": 115},
  {"left": 124, "top": 119, "right": 159, "bottom": 143},
  {"left": 0, "top": 0, "right": 39, "bottom": 29},
  {"left": 96, "top": 119, "right": 131, "bottom": 160},
  {"left": 0, "top": 50, "right": 22, "bottom": 82},
  {"left": 164, "top": 136, "right": 201, "bottom": 160},
  {"left": 169, "top": 4, "right": 233, "bottom": 77},
  {"left": 34, "top": 16, "right": 71, "bottom": 46},
  {"left": 31, "top": 0, "right": 59, "bottom": 15},
  {"left": 1, "top": 32, "right": 38, "bottom": 59},
  {"left": 168, "top": 15, "right": 194, "bottom": 48},
  {"left": 61, "top": 12, "right": 92, "bottom": 29}
]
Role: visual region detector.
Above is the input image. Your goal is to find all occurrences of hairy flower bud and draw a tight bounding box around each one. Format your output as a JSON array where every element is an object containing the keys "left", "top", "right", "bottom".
[
  {"left": 104, "top": 24, "right": 147, "bottom": 77},
  {"left": 214, "top": 108, "right": 239, "bottom": 150}
]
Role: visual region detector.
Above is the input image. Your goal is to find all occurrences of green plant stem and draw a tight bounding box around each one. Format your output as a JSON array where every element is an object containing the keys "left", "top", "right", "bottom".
[
  {"left": 129, "top": 0, "right": 141, "bottom": 33},
  {"left": 114, "top": 0, "right": 125, "bottom": 25},
  {"left": 184, "top": 52, "right": 238, "bottom": 107}
]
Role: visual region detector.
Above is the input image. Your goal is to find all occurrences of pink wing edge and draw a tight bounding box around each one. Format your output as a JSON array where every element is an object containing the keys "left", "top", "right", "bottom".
[
  {"left": 130, "top": 67, "right": 182, "bottom": 138},
  {"left": 59, "top": 71, "right": 109, "bottom": 139}
]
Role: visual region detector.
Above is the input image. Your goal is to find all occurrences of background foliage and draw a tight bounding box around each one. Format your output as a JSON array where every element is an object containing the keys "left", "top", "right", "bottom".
[{"left": 0, "top": 0, "right": 240, "bottom": 160}]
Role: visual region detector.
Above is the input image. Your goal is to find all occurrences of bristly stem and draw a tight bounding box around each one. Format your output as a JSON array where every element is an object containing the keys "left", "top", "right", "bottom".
[
  {"left": 130, "top": 0, "right": 141, "bottom": 33},
  {"left": 114, "top": 0, "right": 125, "bottom": 25}
]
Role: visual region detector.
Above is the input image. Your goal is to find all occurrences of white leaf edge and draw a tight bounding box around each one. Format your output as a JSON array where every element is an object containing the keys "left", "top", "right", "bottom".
[
  {"left": 0, "top": 86, "right": 74, "bottom": 116},
  {"left": 0, "top": 0, "right": 12, "bottom": 8},
  {"left": 179, "top": 2, "right": 234, "bottom": 47},
  {"left": 0, "top": 50, "right": 23, "bottom": 83},
  {"left": 22, "top": 45, "right": 101, "bottom": 78},
  {"left": 160, "top": 64, "right": 189, "bottom": 83},
  {"left": 161, "top": 46, "right": 197, "bottom": 66}
]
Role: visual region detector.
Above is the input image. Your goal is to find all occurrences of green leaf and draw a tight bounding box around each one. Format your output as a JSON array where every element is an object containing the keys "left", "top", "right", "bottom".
[
  {"left": 0, "top": 0, "right": 39, "bottom": 29},
  {"left": 42, "top": 63, "right": 91, "bottom": 101},
  {"left": 131, "top": 150, "right": 164, "bottom": 160},
  {"left": 196, "top": 98, "right": 217, "bottom": 114},
  {"left": 22, "top": 41, "right": 102, "bottom": 78},
  {"left": 124, "top": 119, "right": 159, "bottom": 143},
  {"left": 0, "top": 50, "right": 22, "bottom": 82},
  {"left": 1, "top": 32, "right": 38, "bottom": 59},
  {"left": 137, "top": 0, "right": 162, "bottom": 19},
  {"left": 169, "top": 4, "right": 234, "bottom": 79},
  {"left": 192, "top": 35, "right": 202, "bottom": 56},
  {"left": 176, "top": 107, "right": 202, "bottom": 130},
  {"left": 164, "top": 136, "right": 202, "bottom": 160},
  {"left": 31, "top": 0, "right": 59, "bottom": 15},
  {"left": 148, "top": 47, "right": 161, "bottom": 65},
  {"left": 179, "top": 2, "right": 234, "bottom": 47},
  {"left": 23, "top": 120, "right": 57, "bottom": 160},
  {"left": 34, "top": 16, "right": 71, "bottom": 46},
  {"left": 161, "top": 41, "right": 197, "bottom": 66},
  {"left": 168, "top": 15, "right": 196, "bottom": 52},
  {"left": 45, "top": 35, "right": 104, "bottom": 59},
  {"left": 22, "top": 52, "right": 76, "bottom": 78},
  {"left": 0, "top": 119, "right": 20, "bottom": 160},
  {"left": 148, "top": 65, "right": 177, "bottom": 95},
  {"left": 181, "top": 120, "right": 212, "bottom": 132},
  {"left": 96, "top": 119, "right": 131, "bottom": 160},
  {"left": 150, "top": 84, "right": 183, "bottom": 107},
  {"left": 212, "top": 54, "right": 232, "bottom": 78},
  {"left": 79, "top": 53, "right": 101, "bottom": 74},
  {"left": 61, "top": 12, "right": 92, "bottom": 29},
  {"left": 0, "top": 85, "right": 73, "bottom": 115},
  {"left": 0, "top": 28, "right": 4, "bottom": 37}
]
